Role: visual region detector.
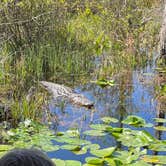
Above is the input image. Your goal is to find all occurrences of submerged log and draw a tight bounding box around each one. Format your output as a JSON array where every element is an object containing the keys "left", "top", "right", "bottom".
[{"left": 40, "top": 81, "right": 94, "bottom": 109}]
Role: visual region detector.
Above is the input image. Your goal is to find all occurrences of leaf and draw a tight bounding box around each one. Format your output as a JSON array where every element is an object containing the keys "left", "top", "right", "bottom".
[
  {"left": 83, "top": 164, "right": 97, "bottom": 166},
  {"left": 114, "top": 149, "right": 147, "bottom": 164},
  {"left": 101, "top": 117, "right": 119, "bottom": 124},
  {"left": 0, "top": 145, "right": 13, "bottom": 152},
  {"left": 106, "top": 127, "right": 123, "bottom": 133},
  {"left": 154, "top": 126, "right": 166, "bottom": 131},
  {"left": 154, "top": 118, "right": 166, "bottom": 123},
  {"left": 73, "top": 148, "right": 87, "bottom": 155},
  {"left": 65, "top": 160, "right": 82, "bottom": 166},
  {"left": 42, "top": 144, "right": 59, "bottom": 152},
  {"left": 142, "top": 155, "right": 166, "bottom": 164},
  {"left": 53, "top": 137, "right": 91, "bottom": 145},
  {"left": 122, "top": 116, "right": 152, "bottom": 127},
  {"left": 91, "top": 79, "right": 114, "bottom": 88},
  {"left": 83, "top": 130, "right": 106, "bottom": 136},
  {"left": 82, "top": 144, "right": 100, "bottom": 151},
  {"left": 130, "top": 160, "right": 151, "bottom": 166},
  {"left": 117, "top": 130, "right": 155, "bottom": 147},
  {"left": 85, "top": 157, "right": 103, "bottom": 164},
  {"left": 61, "top": 144, "right": 81, "bottom": 151},
  {"left": 89, "top": 124, "right": 110, "bottom": 131},
  {"left": 90, "top": 147, "right": 116, "bottom": 158},
  {"left": 149, "top": 141, "right": 166, "bottom": 151},
  {"left": 65, "top": 129, "right": 80, "bottom": 137},
  {"left": 104, "top": 158, "right": 116, "bottom": 166},
  {"left": 52, "top": 159, "right": 65, "bottom": 166}
]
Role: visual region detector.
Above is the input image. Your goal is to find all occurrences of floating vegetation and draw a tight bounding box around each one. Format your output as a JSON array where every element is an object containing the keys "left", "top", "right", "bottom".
[
  {"left": 91, "top": 79, "right": 115, "bottom": 88},
  {"left": 0, "top": 115, "right": 166, "bottom": 165}
]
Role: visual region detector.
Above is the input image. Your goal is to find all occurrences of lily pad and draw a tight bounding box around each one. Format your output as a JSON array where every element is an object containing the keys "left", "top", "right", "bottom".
[
  {"left": 90, "top": 147, "right": 116, "bottom": 158},
  {"left": 83, "top": 130, "right": 106, "bottom": 136},
  {"left": 82, "top": 144, "right": 100, "bottom": 151},
  {"left": 122, "top": 115, "right": 153, "bottom": 127},
  {"left": 142, "top": 155, "right": 166, "bottom": 165},
  {"left": 104, "top": 158, "right": 116, "bottom": 166},
  {"left": 73, "top": 148, "right": 87, "bottom": 155},
  {"left": 92, "top": 79, "right": 114, "bottom": 88},
  {"left": 117, "top": 130, "right": 155, "bottom": 147},
  {"left": 101, "top": 117, "right": 119, "bottom": 124},
  {"left": 53, "top": 137, "right": 91, "bottom": 145},
  {"left": 154, "top": 126, "right": 166, "bottom": 131},
  {"left": 65, "top": 160, "right": 82, "bottom": 166},
  {"left": 85, "top": 157, "right": 104, "bottom": 164},
  {"left": 130, "top": 160, "right": 151, "bottom": 166},
  {"left": 0, "top": 144, "right": 13, "bottom": 152},
  {"left": 52, "top": 159, "right": 65, "bottom": 166},
  {"left": 41, "top": 144, "right": 59, "bottom": 152},
  {"left": 61, "top": 144, "right": 81, "bottom": 151},
  {"left": 89, "top": 124, "right": 110, "bottom": 131},
  {"left": 154, "top": 118, "right": 166, "bottom": 123},
  {"left": 149, "top": 141, "right": 166, "bottom": 151}
]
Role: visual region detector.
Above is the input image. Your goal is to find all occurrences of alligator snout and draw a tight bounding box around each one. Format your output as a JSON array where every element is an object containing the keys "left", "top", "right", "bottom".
[{"left": 70, "top": 94, "right": 94, "bottom": 109}]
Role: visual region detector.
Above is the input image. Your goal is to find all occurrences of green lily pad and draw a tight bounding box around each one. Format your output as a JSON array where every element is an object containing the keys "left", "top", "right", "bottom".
[
  {"left": 142, "top": 155, "right": 166, "bottom": 164},
  {"left": 91, "top": 79, "right": 115, "bottom": 88},
  {"left": 85, "top": 157, "right": 104, "bottom": 164},
  {"left": 104, "top": 158, "right": 116, "bottom": 166},
  {"left": 73, "top": 148, "right": 87, "bottom": 155},
  {"left": 52, "top": 159, "right": 65, "bottom": 166},
  {"left": 154, "top": 126, "right": 166, "bottom": 131},
  {"left": 114, "top": 149, "right": 147, "bottom": 164},
  {"left": 122, "top": 115, "right": 153, "bottom": 127},
  {"left": 101, "top": 117, "right": 119, "bottom": 124},
  {"left": 89, "top": 124, "right": 110, "bottom": 131},
  {"left": 90, "top": 147, "right": 116, "bottom": 158},
  {"left": 83, "top": 130, "right": 106, "bottom": 136},
  {"left": 0, "top": 144, "right": 13, "bottom": 152},
  {"left": 61, "top": 144, "right": 81, "bottom": 151},
  {"left": 53, "top": 137, "right": 91, "bottom": 145},
  {"left": 82, "top": 144, "right": 100, "bottom": 151},
  {"left": 130, "top": 160, "right": 151, "bottom": 166},
  {"left": 154, "top": 118, "right": 166, "bottom": 123},
  {"left": 65, "top": 160, "right": 82, "bottom": 166},
  {"left": 42, "top": 144, "right": 59, "bottom": 152},
  {"left": 149, "top": 141, "right": 166, "bottom": 151},
  {"left": 83, "top": 164, "right": 97, "bottom": 166},
  {"left": 117, "top": 130, "right": 155, "bottom": 147}
]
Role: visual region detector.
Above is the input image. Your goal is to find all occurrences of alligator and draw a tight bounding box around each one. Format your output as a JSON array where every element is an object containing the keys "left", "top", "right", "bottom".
[{"left": 40, "top": 81, "right": 94, "bottom": 108}]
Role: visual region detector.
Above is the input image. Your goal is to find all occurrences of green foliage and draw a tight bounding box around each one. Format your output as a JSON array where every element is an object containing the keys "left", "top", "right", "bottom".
[
  {"left": 91, "top": 79, "right": 115, "bottom": 88},
  {"left": 1, "top": 115, "right": 166, "bottom": 165},
  {"left": 122, "top": 115, "right": 153, "bottom": 127}
]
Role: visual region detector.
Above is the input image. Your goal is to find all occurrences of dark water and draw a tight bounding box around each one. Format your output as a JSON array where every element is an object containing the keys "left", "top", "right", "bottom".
[{"left": 47, "top": 55, "right": 166, "bottom": 161}]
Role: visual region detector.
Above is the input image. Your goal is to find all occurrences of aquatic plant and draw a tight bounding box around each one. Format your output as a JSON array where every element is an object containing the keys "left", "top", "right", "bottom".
[{"left": 0, "top": 115, "right": 166, "bottom": 165}]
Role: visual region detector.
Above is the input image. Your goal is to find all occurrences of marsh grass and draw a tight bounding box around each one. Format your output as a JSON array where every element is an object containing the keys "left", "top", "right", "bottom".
[{"left": 0, "top": 0, "right": 162, "bottom": 125}]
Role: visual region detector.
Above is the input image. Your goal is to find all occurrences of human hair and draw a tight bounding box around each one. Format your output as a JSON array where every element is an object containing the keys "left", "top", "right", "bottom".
[{"left": 0, "top": 148, "right": 55, "bottom": 166}]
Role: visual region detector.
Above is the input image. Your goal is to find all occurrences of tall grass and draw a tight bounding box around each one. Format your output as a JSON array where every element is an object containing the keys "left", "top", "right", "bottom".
[{"left": 0, "top": 0, "right": 162, "bottom": 125}]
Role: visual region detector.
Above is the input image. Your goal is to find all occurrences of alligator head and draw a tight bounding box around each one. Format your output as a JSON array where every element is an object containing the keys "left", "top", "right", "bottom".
[{"left": 70, "top": 93, "right": 94, "bottom": 109}]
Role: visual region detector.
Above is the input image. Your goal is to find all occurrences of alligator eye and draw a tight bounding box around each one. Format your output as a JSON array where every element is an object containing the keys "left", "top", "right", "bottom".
[{"left": 87, "top": 104, "right": 94, "bottom": 109}]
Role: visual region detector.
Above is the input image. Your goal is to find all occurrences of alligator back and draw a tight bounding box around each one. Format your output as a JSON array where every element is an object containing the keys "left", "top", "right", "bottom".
[
  {"left": 40, "top": 81, "right": 94, "bottom": 108},
  {"left": 40, "top": 81, "right": 72, "bottom": 98}
]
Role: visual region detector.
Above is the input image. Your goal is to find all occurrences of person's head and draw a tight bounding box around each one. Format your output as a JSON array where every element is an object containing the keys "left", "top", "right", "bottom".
[{"left": 0, "top": 148, "right": 55, "bottom": 166}]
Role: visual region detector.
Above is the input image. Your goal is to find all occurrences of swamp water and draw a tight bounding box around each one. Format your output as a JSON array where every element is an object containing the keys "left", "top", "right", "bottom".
[{"left": 46, "top": 53, "right": 166, "bottom": 162}]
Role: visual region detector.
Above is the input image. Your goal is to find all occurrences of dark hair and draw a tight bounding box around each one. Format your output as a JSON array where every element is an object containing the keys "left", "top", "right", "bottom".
[{"left": 0, "top": 148, "right": 55, "bottom": 166}]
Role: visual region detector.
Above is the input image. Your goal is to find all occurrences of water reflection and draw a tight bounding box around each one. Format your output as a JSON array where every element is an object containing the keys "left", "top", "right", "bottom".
[{"left": 48, "top": 62, "right": 166, "bottom": 159}]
